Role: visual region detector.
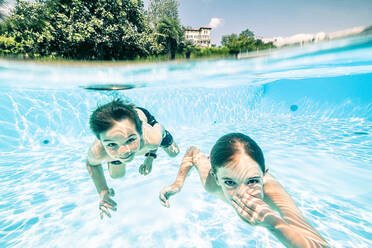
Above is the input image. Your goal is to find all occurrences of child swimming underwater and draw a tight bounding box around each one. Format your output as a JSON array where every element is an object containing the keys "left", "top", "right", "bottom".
[
  {"left": 159, "top": 133, "right": 329, "bottom": 248},
  {"left": 87, "top": 99, "right": 179, "bottom": 219}
]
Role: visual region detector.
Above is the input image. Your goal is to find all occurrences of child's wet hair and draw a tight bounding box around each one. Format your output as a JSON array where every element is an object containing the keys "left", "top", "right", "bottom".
[
  {"left": 210, "top": 133, "right": 265, "bottom": 174},
  {"left": 89, "top": 99, "right": 142, "bottom": 139}
]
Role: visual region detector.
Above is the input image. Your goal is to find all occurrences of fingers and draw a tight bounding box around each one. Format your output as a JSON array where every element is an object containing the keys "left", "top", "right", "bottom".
[
  {"left": 145, "top": 164, "right": 152, "bottom": 174},
  {"left": 232, "top": 194, "right": 257, "bottom": 212},
  {"left": 108, "top": 188, "right": 115, "bottom": 197},
  {"left": 232, "top": 192, "right": 275, "bottom": 226},
  {"left": 139, "top": 164, "right": 145, "bottom": 175},
  {"left": 232, "top": 196, "right": 262, "bottom": 224},
  {"left": 232, "top": 194, "right": 263, "bottom": 225},
  {"left": 99, "top": 205, "right": 112, "bottom": 219},
  {"left": 232, "top": 195, "right": 256, "bottom": 214},
  {"left": 158, "top": 184, "right": 180, "bottom": 208},
  {"left": 159, "top": 191, "right": 170, "bottom": 208},
  {"left": 106, "top": 202, "right": 117, "bottom": 211},
  {"left": 101, "top": 200, "right": 117, "bottom": 211},
  {"left": 139, "top": 164, "right": 152, "bottom": 175},
  {"left": 143, "top": 166, "right": 151, "bottom": 175},
  {"left": 108, "top": 198, "right": 117, "bottom": 207},
  {"left": 159, "top": 187, "right": 171, "bottom": 208},
  {"left": 99, "top": 200, "right": 117, "bottom": 219},
  {"left": 104, "top": 196, "right": 117, "bottom": 207},
  {"left": 231, "top": 199, "right": 254, "bottom": 224},
  {"left": 99, "top": 190, "right": 118, "bottom": 219}
]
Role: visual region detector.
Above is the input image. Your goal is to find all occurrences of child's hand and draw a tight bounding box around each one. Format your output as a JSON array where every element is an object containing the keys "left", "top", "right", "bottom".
[
  {"left": 139, "top": 156, "right": 154, "bottom": 175},
  {"left": 231, "top": 189, "right": 280, "bottom": 228},
  {"left": 99, "top": 188, "right": 117, "bottom": 219},
  {"left": 159, "top": 184, "right": 181, "bottom": 208}
]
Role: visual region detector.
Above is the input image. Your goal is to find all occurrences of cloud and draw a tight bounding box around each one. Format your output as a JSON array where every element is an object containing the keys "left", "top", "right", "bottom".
[{"left": 208, "top": 18, "right": 224, "bottom": 28}]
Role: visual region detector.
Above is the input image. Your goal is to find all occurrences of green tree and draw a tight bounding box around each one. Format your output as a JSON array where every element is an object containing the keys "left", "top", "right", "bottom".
[
  {"left": 221, "top": 28, "right": 275, "bottom": 56},
  {"left": 0, "top": 0, "right": 159, "bottom": 60},
  {"left": 0, "top": 0, "right": 5, "bottom": 20},
  {"left": 156, "top": 17, "right": 183, "bottom": 59},
  {"left": 44, "top": 0, "right": 155, "bottom": 60},
  {"left": 182, "top": 40, "right": 197, "bottom": 59},
  {"left": 221, "top": 33, "right": 238, "bottom": 46},
  {"left": 0, "top": 0, "right": 50, "bottom": 56},
  {"left": 0, "top": 36, "right": 22, "bottom": 55},
  {"left": 221, "top": 33, "right": 241, "bottom": 56},
  {"left": 148, "top": 0, "right": 179, "bottom": 26},
  {"left": 240, "top": 28, "right": 254, "bottom": 38}
]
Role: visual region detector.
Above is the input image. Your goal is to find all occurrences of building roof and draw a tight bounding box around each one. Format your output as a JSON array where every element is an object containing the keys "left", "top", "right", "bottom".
[{"left": 185, "top": 27, "right": 212, "bottom": 31}]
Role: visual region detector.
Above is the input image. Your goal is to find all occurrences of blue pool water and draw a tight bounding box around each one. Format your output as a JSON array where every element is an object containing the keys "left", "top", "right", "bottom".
[{"left": 0, "top": 35, "right": 371, "bottom": 247}]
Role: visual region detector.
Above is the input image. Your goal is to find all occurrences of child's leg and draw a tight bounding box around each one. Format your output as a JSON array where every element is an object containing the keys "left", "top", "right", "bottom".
[
  {"left": 161, "top": 130, "right": 179, "bottom": 157},
  {"left": 108, "top": 163, "right": 126, "bottom": 179}
]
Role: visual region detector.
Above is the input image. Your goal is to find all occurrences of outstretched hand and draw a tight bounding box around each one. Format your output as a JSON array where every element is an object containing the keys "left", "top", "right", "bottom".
[
  {"left": 159, "top": 184, "right": 181, "bottom": 208},
  {"left": 231, "top": 189, "right": 280, "bottom": 228},
  {"left": 99, "top": 188, "right": 117, "bottom": 219},
  {"left": 139, "top": 157, "right": 154, "bottom": 175}
]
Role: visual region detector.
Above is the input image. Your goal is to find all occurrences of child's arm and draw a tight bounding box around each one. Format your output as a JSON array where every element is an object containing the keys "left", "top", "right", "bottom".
[
  {"left": 86, "top": 142, "right": 117, "bottom": 219},
  {"left": 86, "top": 160, "right": 109, "bottom": 195},
  {"left": 139, "top": 148, "right": 158, "bottom": 175},
  {"left": 138, "top": 121, "right": 163, "bottom": 176},
  {"left": 231, "top": 175, "right": 329, "bottom": 247},
  {"left": 263, "top": 174, "right": 329, "bottom": 247},
  {"left": 159, "top": 146, "right": 218, "bottom": 207}
]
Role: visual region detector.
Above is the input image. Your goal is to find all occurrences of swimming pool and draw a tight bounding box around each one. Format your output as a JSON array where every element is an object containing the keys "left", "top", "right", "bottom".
[{"left": 0, "top": 35, "right": 371, "bottom": 247}]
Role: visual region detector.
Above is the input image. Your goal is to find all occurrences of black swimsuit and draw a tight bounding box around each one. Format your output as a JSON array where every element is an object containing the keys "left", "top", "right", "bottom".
[{"left": 137, "top": 107, "right": 174, "bottom": 148}]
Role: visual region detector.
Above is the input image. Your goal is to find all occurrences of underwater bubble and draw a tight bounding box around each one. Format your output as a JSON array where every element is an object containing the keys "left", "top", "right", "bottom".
[{"left": 290, "top": 105, "right": 298, "bottom": 112}]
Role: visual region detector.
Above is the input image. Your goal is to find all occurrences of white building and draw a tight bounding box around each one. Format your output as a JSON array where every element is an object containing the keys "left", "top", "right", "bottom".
[{"left": 184, "top": 27, "right": 212, "bottom": 47}]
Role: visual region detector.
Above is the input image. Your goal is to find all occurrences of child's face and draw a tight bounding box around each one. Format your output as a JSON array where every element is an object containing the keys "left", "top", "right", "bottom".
[
  {"left": 99, "top": 119, "right": 141, "bottom": 162},
  {"left": 215, "top": 154, "right": 264, "bottom": 202}
]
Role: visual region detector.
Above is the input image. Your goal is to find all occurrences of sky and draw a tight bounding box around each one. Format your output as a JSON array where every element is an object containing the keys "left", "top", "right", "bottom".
[
  {"left": 144, "top": 0, "right": 372, "bottom": 45},
  {"left": 4, "top": 0, "right": 372, "bottom": 45}
]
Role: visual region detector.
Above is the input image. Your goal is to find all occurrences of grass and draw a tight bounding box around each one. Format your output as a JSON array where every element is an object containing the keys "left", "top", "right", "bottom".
[{"left": 0, "top": 52, "right": 237, "bottom": 67}]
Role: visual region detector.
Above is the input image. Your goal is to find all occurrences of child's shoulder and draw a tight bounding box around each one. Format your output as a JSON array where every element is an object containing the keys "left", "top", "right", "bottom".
[
  {"left": 134, "top": 106, "right": 163, "bottom": 146},
  {"left": 263, "top": 173, "right": 290, "bottom": 200},
  {"left": 142, "top": 124, "right": 163, "bottom": 146},
  {"left": 263, "top": 173, "right": 278, "bottom": 190},
  {"left": 135, "top": 107, "right": 148, "bottom": 123}
]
